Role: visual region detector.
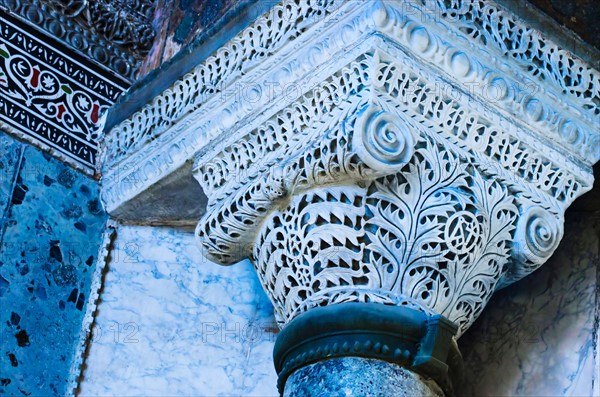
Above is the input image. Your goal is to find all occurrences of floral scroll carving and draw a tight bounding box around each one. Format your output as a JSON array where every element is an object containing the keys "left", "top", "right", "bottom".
[
  {"left": 252, "top": 136, "right": 518, "bottom": 335},
  {"left": 192, "top": 46, "right": 586, "bottom": 337},
  {"left": 78, "top": 0, "right": 591, "bottom": 341}
]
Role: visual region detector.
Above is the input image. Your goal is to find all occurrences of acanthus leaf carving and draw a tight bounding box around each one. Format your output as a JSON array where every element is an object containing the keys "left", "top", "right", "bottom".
[
  {"left": 192, "top": 46, "right": 588, "bottom": 337},
  {"left": 248, "top": 135, "right": 518, "bottom": 335}
]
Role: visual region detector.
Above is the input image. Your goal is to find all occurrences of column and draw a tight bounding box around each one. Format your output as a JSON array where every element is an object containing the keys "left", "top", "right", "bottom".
[{"left": 192, "top": 51, "right": 576, "bottom": 392}]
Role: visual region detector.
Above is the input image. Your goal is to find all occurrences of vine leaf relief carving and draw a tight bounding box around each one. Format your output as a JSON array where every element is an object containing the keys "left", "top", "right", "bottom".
[
  {"left": 364, "top": 141, "right": 518, "bottom": 333},
  {"left": 69, "top": 0, "right": 596, "bottom": 340},
  {"left": 190, "top": 49, "right": 576, "bottom": 337},
  {"left": 251, "top": 135, "right": 522, "bottom": 335}
]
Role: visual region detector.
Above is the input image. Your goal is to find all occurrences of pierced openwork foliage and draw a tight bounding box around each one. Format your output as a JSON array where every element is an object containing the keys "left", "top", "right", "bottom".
[
  {"left": 252, "top": 136, "right": 518, "bottom": 335},
  {"left": 102, "top": 0, "right": 599, "bottom": 220},
  {"left": 100, "top": 0, "right": 342, "bottom": 165},
  {"left": 75, "top": 0, "right": 595, "bottom": 339},
  {"left": 428, "top": 0, "right": 600, "bottom": 117},
  {"left": 192, "top": 43, "right": 587, "bottom": 336}
]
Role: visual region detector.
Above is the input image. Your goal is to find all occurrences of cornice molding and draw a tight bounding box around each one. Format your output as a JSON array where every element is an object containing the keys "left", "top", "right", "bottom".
[{"left": 100, "top": 0, "right": 600, "bottom": 215}]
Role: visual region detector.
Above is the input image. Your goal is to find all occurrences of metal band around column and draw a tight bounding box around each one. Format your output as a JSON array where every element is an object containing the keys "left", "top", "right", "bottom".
[{"left": 273, "top": 303, "right": 463, "bottom": 396}]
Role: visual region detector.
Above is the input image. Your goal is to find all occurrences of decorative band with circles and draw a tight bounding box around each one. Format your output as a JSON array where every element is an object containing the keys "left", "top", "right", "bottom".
[{"left": 273, "top": 303, "right": 462, "bottom": 396}]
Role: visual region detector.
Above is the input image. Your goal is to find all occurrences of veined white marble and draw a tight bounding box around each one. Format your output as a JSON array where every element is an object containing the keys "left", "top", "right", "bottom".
[
  {"left": 459, "top": 212, "right": 599, "bottom": 396},
  {"left": 77, "top": 216, "right": 599, "bottom": 396},
  {"left": 78, "top": 225, "right": 278, "bottom": 397}
]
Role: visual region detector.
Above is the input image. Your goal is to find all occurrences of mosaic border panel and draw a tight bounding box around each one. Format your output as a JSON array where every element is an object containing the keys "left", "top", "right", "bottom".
[{"left": 0, "top": 9, "right": 129, "bottom": 171}]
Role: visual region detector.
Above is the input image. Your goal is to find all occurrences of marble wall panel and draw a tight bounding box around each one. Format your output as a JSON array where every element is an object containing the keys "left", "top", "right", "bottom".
[
  {"left": 80, "top": 212, "right": 599, "bottom": 396},
  {"left": 78, "top": 225, "right": 278, "bottom": 396},
  {"left": 458, "top": 210, "right": 600, "bottom": 396}
]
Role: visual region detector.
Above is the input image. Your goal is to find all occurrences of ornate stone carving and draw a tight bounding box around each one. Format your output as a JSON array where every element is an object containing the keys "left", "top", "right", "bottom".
[
  {"left": 247, "top": 134, "right": 519, "bottom": 335},
  {"left": 353, "top": 103, "right": 416, "bottom": 172},
  {"left": 99, "top": 0, "right": 343, "bottom": 167},
  {"left": 192, "top": 48, "right": 583, "bottom": 329},
  {"left": 186, "top": 1, "right": 599, "bottom": 338},
  {"left": 505, "top": 205, "right": 564, "bottom": 284},
  {"left": 95, "top": 0, "right": 598, "bottom": 340},
  {"left": 100, "top": 0, "right": 599, "bottom": 217},
  {"left": 92, "top": 0, "right": 600, "bottom": 393}
]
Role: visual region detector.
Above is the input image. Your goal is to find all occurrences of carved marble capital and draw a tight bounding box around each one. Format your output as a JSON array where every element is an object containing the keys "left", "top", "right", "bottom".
[
  {"left": 99, "top": 0, "right": 599, "bottom": 336},
  {"left": 193, "top": 80, "right": 568, "bottom": 334},
  {"left": 188, "top": 0, "right": 600, "bottom": 331},
  {"left": 94, "top": 0, "right": 600, "bottom": 393}
]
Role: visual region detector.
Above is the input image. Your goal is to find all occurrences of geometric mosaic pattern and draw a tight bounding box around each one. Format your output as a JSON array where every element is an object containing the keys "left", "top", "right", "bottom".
[{"left": 0, "top": 9, "right": 129, "bottom": 172}]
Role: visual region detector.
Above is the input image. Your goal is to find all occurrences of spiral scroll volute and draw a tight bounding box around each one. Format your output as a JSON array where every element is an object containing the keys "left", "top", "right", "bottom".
[{"left": 352, "top": 102, "right": 418, "bottom": 175}]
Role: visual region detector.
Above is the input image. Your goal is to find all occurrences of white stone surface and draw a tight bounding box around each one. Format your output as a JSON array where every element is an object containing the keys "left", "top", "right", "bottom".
[
  {"left": 101, "top": 0, "right": 600, "bottom": 218},
  {"left": 78, "top": 217, "right": 599, "bottom": 396},
  {"left": 78, "top": 225, "right": 278, "bottom": 397},
  {"left": 185, "top": 0, "right": 599, "bottom": 339},
  {"left": 458, "top": 212, "right": 600, "bottom": 396}
]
